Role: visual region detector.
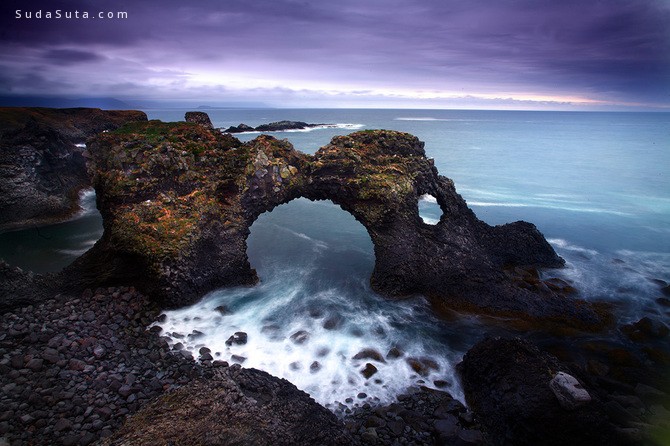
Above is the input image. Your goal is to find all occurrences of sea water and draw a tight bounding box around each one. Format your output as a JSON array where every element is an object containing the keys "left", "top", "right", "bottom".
[{"left": 2, "top": 109, "right": 669, "bottom": 410}]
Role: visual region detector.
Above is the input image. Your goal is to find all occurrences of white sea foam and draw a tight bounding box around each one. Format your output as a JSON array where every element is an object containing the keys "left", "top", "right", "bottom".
[
  {"left": 394, "top": 117, "right": 487, "bottom": 122},
  {"left": 468, "top": 200, "right": 630, "bottom": 216},
  {"left": 155, "top": 285, "right": 463, "bottom": 413},
  {"left": 280, "top": 123, "right": 365, "bottom": 133},
  {"left": 545, "top": 240, "right": 670, "bottom": 323},
  {"left": 548, "top": 239, "right": 599, "bottom": 256},
  {"left": 224, "top": 123, "right": 365, "bottom": 134},
  {"left": 395, "top": 117, "right": 451, "bottom": 121}
]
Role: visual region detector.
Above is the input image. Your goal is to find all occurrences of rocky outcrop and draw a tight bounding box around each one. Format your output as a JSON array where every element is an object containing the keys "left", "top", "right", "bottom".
[
  {"left": 458, "top": 338, "right": 619, "bottom": 446},
  {"left": 0, "top": 107, "right": 147, "bottom": 230},
  {"left": 224, "top": 120, "right": 330, "bottom": 133},
  {"left": 60, "top": 120, "right": 609, "bottom": 329},
  {"left": 185, "top": 111, "right": 214, "bottom": 129},
  {"left": 104, "top": 365, "right": 355, "bottom": 446},
  {"left": 0, "top": 261, "right": 56, "bottom": 312}
]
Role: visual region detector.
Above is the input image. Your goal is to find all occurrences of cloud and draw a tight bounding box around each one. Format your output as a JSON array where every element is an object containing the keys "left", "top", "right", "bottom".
[
  {"left": 0, "top": 0, "right": 668, "bottom": 108},
  {"left": 41, "top": 49, "right": 104, "bottom": 65}
]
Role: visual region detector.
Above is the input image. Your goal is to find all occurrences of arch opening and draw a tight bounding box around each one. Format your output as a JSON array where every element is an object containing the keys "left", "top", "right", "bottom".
[
  {"left": 418, "top": 193, "right": 443, "bottom": 225},
  {"left": 155, "top": 197, "right": 463, "bottom": 413}
]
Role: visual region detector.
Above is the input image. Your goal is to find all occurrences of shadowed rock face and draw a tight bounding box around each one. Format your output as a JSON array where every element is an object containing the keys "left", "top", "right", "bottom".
[
  {"left": 0, "top": 107, "right": 147, "bottom": 230},
  {"left": 458, "top": 338, "right": 617, "bottom": 446},
  {"left": 102, "top": 365, "right": 355, "bottom": 446},
  {"left": 64, "top": 120, "right": 606, "bottom": 328}
]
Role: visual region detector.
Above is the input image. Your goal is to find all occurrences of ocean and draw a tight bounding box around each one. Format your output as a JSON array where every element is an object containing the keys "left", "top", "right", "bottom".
[{"left": 2, "top": 109, "right": 669, "bottom": 412}]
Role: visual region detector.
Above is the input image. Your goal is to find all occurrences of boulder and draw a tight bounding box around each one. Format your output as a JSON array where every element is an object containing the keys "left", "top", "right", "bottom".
[
  {"left": 458, "top": 337, "right": 618, "bottom": 446},
  {"left": 184, "top": 111, "right": 213, "bottom": 129},
  {"left": 549, "top": 372, "right": 592, "bottom": 410}
]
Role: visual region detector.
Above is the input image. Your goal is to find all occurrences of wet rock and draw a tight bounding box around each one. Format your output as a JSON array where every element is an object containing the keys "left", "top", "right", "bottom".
[
  {"left": 352, "top": 349, "right": 386, "bottom": 363},
  {"left": 386, "top": 347, "right": 404, "bottom": 360},
  {"left": 289, "top": 330, "right": 309, "bottom": 344},
  {"left": 214, "top": 305, "right": 231, "bottom": 315},
  {"left": 406, "top": 357, "right": 439, "bottom": 377},
  {"left": 434, "top": 415, "right": 458, "bottom": 437},
  {"left": 361, "top": 363, "right": 378, "bottom": 379},
  {"left": 188, "top": 330, "right": 206, "bottom": 341},
  {"left": 622, "top": 317, "right": 669, "bottom": 341},
  {"left": 323, "top": 316, "right": 343, "bottom": 330},
  {"left": 289, "top": 362, "right": 302, "bottom": 371},
  {"left": 231, "top": 355, "right": 246, "bottom": 364},
  {"left": 225, "top": 332, "right": 247, "bottom": 346}
]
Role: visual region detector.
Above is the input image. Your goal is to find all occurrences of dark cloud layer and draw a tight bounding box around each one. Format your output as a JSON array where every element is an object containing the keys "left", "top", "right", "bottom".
[{"left": 1, "top": 0, "right": 668, "bottom": 108}]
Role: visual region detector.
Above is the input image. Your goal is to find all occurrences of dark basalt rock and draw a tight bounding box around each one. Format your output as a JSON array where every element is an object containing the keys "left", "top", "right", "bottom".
[
  {"left": 185, "top": 111, "right": 214, "bottom": 129},
  {"left": 60, "top": 122, "right": 606, "bottom": 328},
  {"left": 103, "top": 366, "right": 355, "bottom": 446},
  {"left": 0, "top": 107, "right": 147, "bottom": 231},
  {"left": 224, "top": 120, "right": 328, "bottom": 133},
  {"left": 458, "top": 338, "right": 618, "bottom": 446},
  {"left": 0, "top": 261, "right": 56, "bottom": 312},
  {"left": 224, "top": 123, "right": 255, "bottom": 133},
  {"left": 255, "top": 120, "right": 312, "bottom": 131}
]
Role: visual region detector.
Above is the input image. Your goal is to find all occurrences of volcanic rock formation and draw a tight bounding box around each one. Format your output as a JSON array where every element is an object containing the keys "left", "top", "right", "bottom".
[
  {"left": 0, "top": 107, "right": 147, "bottom": 230},
  {"left": 62, "top": 118, "right": 607, "bottom": 329}
]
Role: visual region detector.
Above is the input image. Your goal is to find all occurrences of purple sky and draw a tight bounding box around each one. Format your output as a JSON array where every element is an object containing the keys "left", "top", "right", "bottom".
[{"left": 1, "top": 0, "right": 669, "bottom": 109}]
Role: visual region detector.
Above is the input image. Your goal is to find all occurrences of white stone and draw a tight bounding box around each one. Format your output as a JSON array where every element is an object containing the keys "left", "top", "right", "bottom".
[{"left": 550, "top": 371, "right": 591, "bottom": 410}]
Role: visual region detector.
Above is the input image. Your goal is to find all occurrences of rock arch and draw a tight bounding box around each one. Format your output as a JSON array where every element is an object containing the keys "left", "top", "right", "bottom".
[{"left": 64, "top": 119, "right": 606, "bottom": 329}]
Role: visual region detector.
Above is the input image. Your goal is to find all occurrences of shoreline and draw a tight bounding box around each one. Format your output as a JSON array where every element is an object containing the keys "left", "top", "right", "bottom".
[{"left": 0, "top": 286, "right": 484, "bottom": 445}]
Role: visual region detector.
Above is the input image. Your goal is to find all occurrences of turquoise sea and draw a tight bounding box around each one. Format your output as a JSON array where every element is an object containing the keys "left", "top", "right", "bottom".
[{"left": 2, "top": 109, "right": 669, "bottom": 410}]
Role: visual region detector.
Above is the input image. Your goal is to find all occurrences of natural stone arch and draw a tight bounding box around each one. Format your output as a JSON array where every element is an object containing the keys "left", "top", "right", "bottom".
[{"left": 64, "top": 120, "right": 607, "bottom": 329}]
